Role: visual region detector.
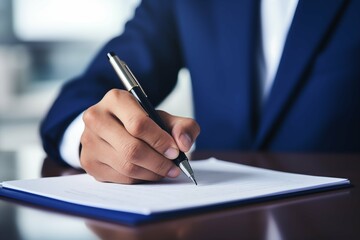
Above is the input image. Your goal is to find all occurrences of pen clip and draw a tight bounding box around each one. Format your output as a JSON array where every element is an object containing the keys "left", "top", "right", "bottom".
[{"left": 123, "top": 63, "right": 147, "bottom": 97}]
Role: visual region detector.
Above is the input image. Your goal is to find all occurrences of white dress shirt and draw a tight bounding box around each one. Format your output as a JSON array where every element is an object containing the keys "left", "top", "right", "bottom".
[
  {"left": 260, "top": 0, "right": 298, "bottom": 102},
  {"left": 59, "top": 0, "right": 299, "bottom": 168}
]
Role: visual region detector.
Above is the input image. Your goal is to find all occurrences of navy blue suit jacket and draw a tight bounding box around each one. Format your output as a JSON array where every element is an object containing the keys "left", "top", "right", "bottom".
[{"left": 41, "top": 0, "right": 360, "bottom": 163}]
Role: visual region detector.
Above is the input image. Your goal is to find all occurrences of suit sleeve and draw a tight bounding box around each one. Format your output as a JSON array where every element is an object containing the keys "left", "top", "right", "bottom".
[{"left": 40, "top": 0, "right": 183, "bottom": 165}]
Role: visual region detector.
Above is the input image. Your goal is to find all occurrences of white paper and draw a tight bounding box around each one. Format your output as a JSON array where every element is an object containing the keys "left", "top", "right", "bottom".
[{"left": 1, "top": 158, "right": 349, "bottom": 215}]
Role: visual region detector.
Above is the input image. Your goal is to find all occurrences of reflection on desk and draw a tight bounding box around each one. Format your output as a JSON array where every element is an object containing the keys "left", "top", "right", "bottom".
[
  {"left": 0, "top": 151, "right": 95, "bottom": 240},
  {"left": 1, "top": 150, "right": 360, "bottom": 240}
]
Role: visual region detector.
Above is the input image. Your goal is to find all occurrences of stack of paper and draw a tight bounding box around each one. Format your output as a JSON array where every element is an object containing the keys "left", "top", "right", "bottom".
[{"left": 0, "top": 158, "right": 350, "bottom": 225}]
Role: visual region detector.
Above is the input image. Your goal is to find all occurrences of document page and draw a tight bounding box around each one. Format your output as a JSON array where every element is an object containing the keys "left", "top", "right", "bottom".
[{"left": 1, "top": 158, "right": 349, "bottom": 215}]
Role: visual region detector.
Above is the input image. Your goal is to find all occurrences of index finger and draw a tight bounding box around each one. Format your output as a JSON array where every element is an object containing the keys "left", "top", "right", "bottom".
[{"left": 103, "top": 89, "right": 180, "bottom": 159}]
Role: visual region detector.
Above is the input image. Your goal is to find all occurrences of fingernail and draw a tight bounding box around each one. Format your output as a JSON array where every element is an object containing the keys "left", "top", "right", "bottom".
[
  {"left": 180, "top": 134, "right": 192, "bottom": 150},
  {"left": 167, "top": 166, "right": 180, "bottom": 178},
  {"left": 164, "top": 147, "right": 179, "bottom": 159}
]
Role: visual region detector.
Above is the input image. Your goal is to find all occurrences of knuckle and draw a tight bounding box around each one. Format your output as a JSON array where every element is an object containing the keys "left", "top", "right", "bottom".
[
  {"left": 184, "top": 118, "right": 201, "bottom": 138},
  {"left": 83, "top": 106, "right": 107, "bottom": 134},
  {"left": 121, "top": 161, "right": 139, "bottom": 177},
  {"left": 80, "top": 157, "right": 95, "bottom": 173},
  {"left": 82, "top": 107, "right": 98, "bottom": 126},
  {"left": 196, "top": 122, "right": 201, "bottom": 132},
  {"left": 151, "top": 134, "right": 170, "bottom": 151},
  {"left": 123, "top": 141, "right": 144, "bottom": 163},
  {"left": 105, "top": 88, "right": 121, "bottom": 99},
  {"left": 107, "top": 88, "right": 118, "bottom": 95},
  {"left": 193, "top": 120, "right": 201, "bottom": 136},
  {"left": 80, "top": 130, "right": 92, "bottom": 146},
  {"left": 105, "top": 89, "right": 130, "bottom": 103},
  {"left": 83, "top": 107, "right": 104, "bottom": 134},
  {"left": 188, "top": 118, "right": 200, "bottom": 130},
  {"left": 126, "top": 116, "right": 149, "bottom": 138},
  {"left": 191, "top": 118, "right": 200, "bottom": 129}
]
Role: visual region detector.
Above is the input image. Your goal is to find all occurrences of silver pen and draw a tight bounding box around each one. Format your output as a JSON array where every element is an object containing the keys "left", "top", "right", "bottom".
[{"left": 107, "top": 52, "right": 197, "bottom": 185}]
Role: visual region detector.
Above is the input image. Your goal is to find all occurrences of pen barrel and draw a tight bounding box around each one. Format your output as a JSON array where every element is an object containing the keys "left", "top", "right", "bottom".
[
  {"left": 130, "top": 87, "right": 168, "bottom": 131},
  {"left": 130, "top": 87, "right": 187, "bottom": 166}
]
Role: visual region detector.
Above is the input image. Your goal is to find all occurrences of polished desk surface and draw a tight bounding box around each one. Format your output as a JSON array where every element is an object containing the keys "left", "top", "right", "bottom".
[{"left": 0, "top": 150, "right": 359, "bottom": 240}]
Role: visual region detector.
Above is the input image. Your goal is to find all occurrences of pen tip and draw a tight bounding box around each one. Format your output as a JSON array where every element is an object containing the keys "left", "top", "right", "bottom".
[{"left": 192, "top": 177, "right": 198, "bottom": 185}]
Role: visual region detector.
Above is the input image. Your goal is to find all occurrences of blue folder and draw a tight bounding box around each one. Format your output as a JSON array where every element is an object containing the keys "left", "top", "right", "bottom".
[{"left": 0, "top": 182, "right": 350, "bottom": 226}]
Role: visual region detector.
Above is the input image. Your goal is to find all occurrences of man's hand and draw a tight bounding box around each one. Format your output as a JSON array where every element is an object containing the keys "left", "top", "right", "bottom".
[{"left": 80, "top": 89, "right": 200, "bottom": 184}]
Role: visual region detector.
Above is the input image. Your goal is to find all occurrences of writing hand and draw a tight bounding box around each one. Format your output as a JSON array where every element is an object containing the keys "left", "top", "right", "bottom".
[{"left": 80, "top": 89, "right": 200, "bottom": 184}]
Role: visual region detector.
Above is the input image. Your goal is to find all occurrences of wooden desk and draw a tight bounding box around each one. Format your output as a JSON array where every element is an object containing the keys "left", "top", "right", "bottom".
[{"left": 1, "top": 151, "right": 359, "bottom": 240}]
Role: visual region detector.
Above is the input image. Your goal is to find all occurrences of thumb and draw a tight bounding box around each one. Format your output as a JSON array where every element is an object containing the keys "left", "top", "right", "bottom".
[{"left": 158, "top": 110, "right": 200, "bottom": 152}]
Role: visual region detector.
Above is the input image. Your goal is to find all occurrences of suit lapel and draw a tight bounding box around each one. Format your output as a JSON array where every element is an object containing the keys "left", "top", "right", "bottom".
[{"left": 254, "top": 0, "right": 347, "bottom": 149}]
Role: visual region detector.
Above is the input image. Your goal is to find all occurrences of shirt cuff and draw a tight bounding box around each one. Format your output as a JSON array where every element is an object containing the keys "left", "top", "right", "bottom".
[{"left": 59, "top": 113, "right": 85, "bottom": 169}]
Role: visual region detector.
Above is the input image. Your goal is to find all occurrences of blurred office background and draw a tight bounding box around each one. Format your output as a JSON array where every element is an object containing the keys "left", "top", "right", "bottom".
[{"left": 0, "top": 0, "right": 193, "bottom": 158}]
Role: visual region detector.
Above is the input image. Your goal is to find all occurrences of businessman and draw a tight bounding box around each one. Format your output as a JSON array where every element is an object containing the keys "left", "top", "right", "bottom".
[{"left": 40, "top": 0, "right": 360, "bottom": 184}]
